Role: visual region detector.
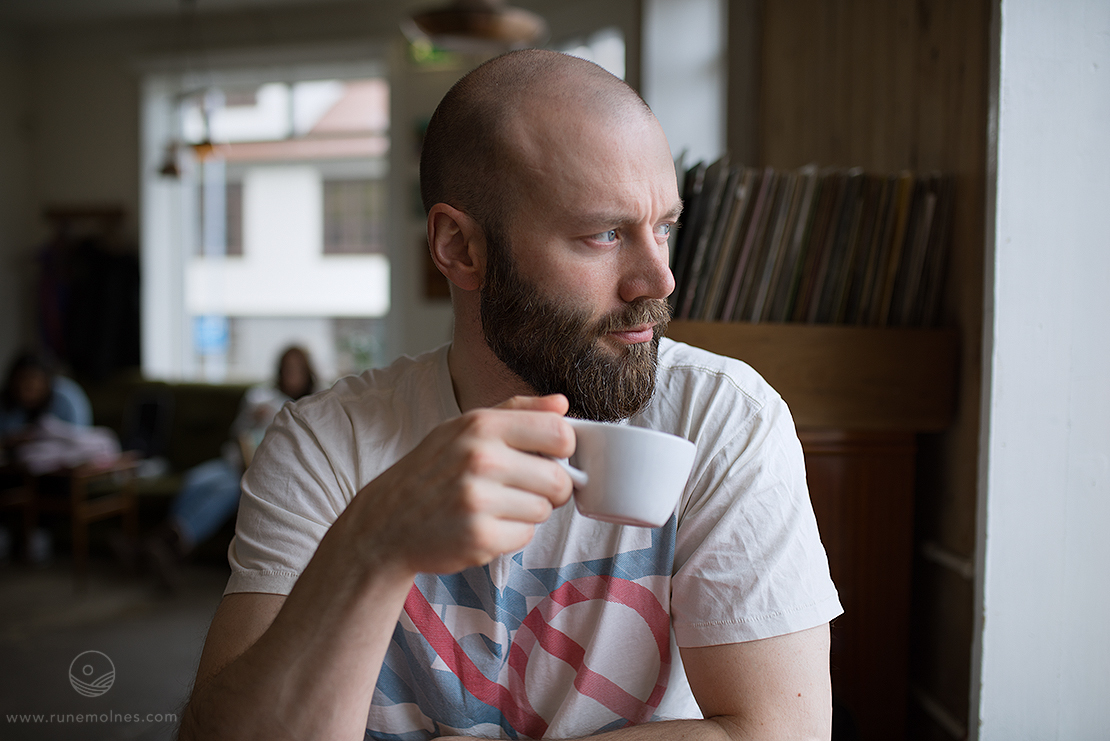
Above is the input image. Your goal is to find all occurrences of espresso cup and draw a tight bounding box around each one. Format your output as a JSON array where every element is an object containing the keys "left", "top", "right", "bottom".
[{"left": 559, "top": 419, "right": 696, "bottom": 528}]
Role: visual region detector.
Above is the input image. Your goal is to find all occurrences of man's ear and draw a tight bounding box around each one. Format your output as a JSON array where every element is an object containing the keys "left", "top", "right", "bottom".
[{"left": 427, "top": 203, "right": 485, "bottom": 292}]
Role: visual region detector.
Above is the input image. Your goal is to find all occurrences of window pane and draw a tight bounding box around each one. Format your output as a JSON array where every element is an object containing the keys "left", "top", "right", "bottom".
[
  {"left": 323, "top": 179, "right": 386, "bottom": 254},
  {"left": 226, "top": 182, "right": 243, "bottom": 256},
  {"left": 195, "top": 181, "right": 243, "bottom": 257}
]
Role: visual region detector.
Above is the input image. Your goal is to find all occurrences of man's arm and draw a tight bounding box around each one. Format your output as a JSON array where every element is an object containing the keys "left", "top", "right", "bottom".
[
  {"left": 180, "top": 547, "right": 415, "bottom": 739},
  {"left": 596, "top": 624, "right": 832, "bottom": 740},
  {"left": 179, "top": 395, "right": 576, "bottom": 741},
  {"left": 436, "top": 624, "right": 832, "bottom": 741},
  {"left": 680, "top": 624, "right": 832, "bottom": 740}
]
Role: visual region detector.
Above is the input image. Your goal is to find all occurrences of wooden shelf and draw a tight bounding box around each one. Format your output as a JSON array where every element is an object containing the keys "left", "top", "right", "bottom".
[{"left": 667, "top": 321, "right": 959, "bottom": 432}]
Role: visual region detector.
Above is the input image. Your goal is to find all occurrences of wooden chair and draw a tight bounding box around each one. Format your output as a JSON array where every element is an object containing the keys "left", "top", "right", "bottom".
[{"left": 4, "top": 457, "right": 139, "bottom": 586}]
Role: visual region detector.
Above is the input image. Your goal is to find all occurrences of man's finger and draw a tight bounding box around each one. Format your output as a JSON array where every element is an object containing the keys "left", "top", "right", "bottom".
[
  {"left": 482, "top": 483, "right": 560, "bottom": 523},
  {"left": 496, "top": 394, "right": 569, "bottom": 415},
  {"left": 485, "top": 449, "right": 574, "bottom": 507},
  {"left": 486, "top": 409, "right": 574, "bottom": 460}
]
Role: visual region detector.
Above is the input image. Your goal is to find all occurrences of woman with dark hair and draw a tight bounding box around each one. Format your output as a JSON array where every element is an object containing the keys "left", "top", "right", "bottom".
[
  {"left": 1, "top": 351, "right": 116, "bottom": 475},
  {"left": 147, "top": 345, "right": 317, "bottom": 588},
  {"left": 1, "top": 352, "right": 92, "bottom": 441}
]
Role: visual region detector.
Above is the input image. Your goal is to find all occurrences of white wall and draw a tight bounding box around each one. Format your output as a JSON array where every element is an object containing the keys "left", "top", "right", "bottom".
[
  {"left": 976, "top": 1, "right": 1110, "bottom": 737},
  {"left": 28, "top": 46, "right": 142, "bottom": 246},
  {"left": 383, "top": 40, "right": 458, "bottom": 362}
]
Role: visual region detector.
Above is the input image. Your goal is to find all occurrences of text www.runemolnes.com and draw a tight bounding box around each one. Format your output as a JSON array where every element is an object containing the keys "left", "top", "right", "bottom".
[{"left": 5, "top": 711, "right": 177, "bottom": 724}]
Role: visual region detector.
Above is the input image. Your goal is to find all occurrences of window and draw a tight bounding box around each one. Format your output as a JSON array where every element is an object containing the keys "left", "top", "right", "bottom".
[
  {"left": 142, "top": 60, "right": 391, "bottom": 384},
  {"left": 323, "top": 179, "right": 387, "bottom": 255}
]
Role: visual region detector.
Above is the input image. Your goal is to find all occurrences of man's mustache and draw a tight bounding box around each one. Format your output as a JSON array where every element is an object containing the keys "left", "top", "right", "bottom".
[{"left": 596, "top": 299, "right": 673, "bottom": 336}]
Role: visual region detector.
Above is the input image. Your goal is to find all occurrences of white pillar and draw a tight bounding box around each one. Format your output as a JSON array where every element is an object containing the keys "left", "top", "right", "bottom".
[
  {"left": 975, "top": 1, "right": 1110, "bottom": 737},
  {"left": 140, "top": 77, "right": 191, "bottom": 380}
]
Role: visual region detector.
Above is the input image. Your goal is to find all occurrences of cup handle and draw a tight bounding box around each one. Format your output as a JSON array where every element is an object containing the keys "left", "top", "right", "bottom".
[{"left": 556, "top": 458, "right": 588, "bottom": 489}]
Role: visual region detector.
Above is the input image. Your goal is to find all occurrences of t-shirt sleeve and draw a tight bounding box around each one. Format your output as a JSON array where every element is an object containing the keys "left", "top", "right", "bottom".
[
  {"left": 670, "top": 395, "right": 842, "bottom": 646},
  {"left": 225, "top": 403, "right": 352, "bottom": 596}
]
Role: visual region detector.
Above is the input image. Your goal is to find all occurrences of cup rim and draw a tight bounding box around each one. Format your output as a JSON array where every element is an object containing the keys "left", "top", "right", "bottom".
[{"left": 566, "top": 418, "right": 695, "bottom": 450}]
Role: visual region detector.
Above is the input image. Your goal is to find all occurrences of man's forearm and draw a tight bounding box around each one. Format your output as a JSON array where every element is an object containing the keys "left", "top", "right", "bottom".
[{"left": 180, "top": 513, "right": 416, "bottom": 741}]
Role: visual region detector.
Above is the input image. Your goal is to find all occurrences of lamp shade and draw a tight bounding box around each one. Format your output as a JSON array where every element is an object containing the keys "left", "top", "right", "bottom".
[{"left": 409, "top": 0, "right": 547, "bottom": 49}]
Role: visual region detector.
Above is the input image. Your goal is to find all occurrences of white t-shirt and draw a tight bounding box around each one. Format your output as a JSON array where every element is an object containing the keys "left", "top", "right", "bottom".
[{"left": 228, "top": 339, "right": 842, "bottom": 738}]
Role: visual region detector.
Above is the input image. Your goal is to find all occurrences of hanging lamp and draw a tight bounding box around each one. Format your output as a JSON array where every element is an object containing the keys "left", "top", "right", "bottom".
[{"left": 406, "top": 0, "right": 548, "bottom": 53}]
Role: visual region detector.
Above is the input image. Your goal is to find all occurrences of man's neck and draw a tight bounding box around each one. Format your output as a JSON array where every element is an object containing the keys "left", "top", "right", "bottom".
[{"left": 447, "top": 314, "right": 534, "bottom": 413}]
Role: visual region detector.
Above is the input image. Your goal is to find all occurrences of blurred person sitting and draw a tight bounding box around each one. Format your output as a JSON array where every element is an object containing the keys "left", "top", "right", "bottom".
[
  {"left": 1, "top": 351, "right": 122, "bottom": 563},
  {"left": 146, "top": 346, "right": 317, "bottom": 587},
  {"left": 1, "top": 351, "right": 118, "bottom": 475}
]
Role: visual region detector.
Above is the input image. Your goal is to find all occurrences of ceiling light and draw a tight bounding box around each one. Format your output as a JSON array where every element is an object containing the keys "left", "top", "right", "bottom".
[{"left": 406, "top": 0, "right": 548, "bottom": 52}]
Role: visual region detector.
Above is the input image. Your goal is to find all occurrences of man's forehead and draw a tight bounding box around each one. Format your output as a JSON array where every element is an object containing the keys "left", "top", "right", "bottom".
[
  {"left": 507, "top": 105, "right": 668, "bottom": 180},
  {"left": 479, "top": 79, "right": 678, "bottom": 232},
  {"left": 509, "top": 88, "right": 649, "bottom": 146}
]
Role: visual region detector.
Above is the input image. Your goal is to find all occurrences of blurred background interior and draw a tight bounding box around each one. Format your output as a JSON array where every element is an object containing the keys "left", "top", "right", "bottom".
[
  {"left": 0, "top": 3, "right": 732, "bottom": 738},
  {"left": 0, "top": 1, "right": 1106, "bottom": 741}
]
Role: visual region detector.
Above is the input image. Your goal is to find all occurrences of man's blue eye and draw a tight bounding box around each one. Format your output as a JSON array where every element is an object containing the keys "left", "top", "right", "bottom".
[
  {"left": 656, "top": 223, "right": 673, "bottom": 237},
  {"left": 595, "top": 229, "right": 618, "bottom": 243}
]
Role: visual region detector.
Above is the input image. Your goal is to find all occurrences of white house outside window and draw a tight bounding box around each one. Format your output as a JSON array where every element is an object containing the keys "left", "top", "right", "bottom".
[{"left": 141, "top": 59, "right": 390, "bottom": 384}]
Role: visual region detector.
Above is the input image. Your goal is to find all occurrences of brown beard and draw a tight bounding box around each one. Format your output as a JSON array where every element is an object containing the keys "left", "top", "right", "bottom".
[{"left": 479, "top": 231, "right": 671, "bottom": 422}]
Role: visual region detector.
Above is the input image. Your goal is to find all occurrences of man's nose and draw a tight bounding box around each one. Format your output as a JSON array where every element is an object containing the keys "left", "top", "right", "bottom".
[{"left": 618, "top": 232, "right": 676, "bottom": 304}]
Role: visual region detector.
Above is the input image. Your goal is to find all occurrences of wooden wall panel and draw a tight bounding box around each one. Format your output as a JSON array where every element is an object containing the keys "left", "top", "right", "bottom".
[
  {"left": 755, "top": 0, "right": 989, "bottom": 557},
  {"left": 761, "top": 0, "right": 917, "bottom": 171},
  {"left": 731, "top": 1, "right": 992, "bottom": 736},
  {"left": 726, "top": 0, "right": 761, "bottom": 164}
]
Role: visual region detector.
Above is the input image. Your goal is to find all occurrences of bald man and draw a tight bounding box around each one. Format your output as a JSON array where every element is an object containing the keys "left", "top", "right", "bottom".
[{"left": 181, "top": 51, "right": 841, "bottom": 740}]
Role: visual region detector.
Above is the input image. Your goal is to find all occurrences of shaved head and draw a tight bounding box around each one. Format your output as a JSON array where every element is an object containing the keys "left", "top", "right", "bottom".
[{"left": 419, "top": 49, "right": 653, "bottom": 237}]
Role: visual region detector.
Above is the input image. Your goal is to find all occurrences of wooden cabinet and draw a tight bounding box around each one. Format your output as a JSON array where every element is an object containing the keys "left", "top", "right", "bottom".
[
  {"left": 667, "top": 321, "right": 958, "bottom": 740},
  {"left": 801, "top": 429, "right": 916, "bottom": 740}
]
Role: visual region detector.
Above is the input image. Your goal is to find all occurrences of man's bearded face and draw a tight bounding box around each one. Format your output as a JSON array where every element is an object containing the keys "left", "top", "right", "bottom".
[{"left": 479, "top": 229, "right": 671, "bottom": 422}]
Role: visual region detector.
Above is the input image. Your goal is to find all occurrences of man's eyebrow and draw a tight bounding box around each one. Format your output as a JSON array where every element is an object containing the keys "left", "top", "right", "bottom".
[{"left": 577, "top": 201, "right": 685, "bottom": 229}]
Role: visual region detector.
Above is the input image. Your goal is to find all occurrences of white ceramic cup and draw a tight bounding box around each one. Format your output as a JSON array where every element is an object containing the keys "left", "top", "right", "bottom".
[{"left": 559, "top": 419, "right": 697, "bottom": 528}]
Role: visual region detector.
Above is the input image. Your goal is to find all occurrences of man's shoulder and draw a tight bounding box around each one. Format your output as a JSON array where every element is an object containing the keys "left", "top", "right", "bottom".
[
  {"left": 287, "top": 345, "right": 451, "bottom": 431},
  {"left": 641, "top": 337, "right": 791, "bottom": 449},
  {"left": 655, "top": 337, "right": 781, "bottom": 411}
]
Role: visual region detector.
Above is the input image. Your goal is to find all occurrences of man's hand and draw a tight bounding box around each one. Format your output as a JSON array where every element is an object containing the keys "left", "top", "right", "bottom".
[{"left": 340, "top": 393, "right": 576, "bottom": 578}]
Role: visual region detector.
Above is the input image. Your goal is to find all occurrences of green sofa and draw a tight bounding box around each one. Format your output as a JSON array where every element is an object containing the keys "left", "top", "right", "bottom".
[{"left": 85, "top": 374, "right": 250, "bottom": 530}]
